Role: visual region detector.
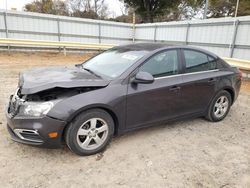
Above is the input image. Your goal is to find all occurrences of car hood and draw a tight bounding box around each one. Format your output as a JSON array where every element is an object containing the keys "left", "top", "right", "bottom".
[{"left": 19, "top": 66, "right": 110, "bottom": 94}]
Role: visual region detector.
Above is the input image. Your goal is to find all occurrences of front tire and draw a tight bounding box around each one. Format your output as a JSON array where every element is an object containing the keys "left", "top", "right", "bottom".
[
  {"left": 206, "top": 90, "right": 232, "bottom": 122},
  {"left": 65, "top": 109, "right": 114, "bottom": 156}
]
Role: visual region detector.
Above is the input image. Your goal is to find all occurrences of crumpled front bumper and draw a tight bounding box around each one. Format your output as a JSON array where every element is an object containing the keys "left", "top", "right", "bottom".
[{"left": 5, "top": 110, "right": 67, "bottom": 149}]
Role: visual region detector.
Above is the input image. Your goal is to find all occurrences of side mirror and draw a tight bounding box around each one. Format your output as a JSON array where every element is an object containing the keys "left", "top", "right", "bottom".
[{"left": 132, "top": 71, "right": 154, "bottom": 84}]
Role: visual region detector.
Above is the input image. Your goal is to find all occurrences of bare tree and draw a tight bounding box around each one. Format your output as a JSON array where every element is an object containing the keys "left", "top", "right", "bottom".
[
  {"left": 68, "top": 0, "right": 109, "bottom": 19},
  {"left": 24, "top": 0, "right": 69, "bottom": 16}
]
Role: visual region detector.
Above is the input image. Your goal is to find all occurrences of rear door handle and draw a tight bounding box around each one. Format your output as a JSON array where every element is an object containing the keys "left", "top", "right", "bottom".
[{"left": 169, "top": 86, "right": 181, "bottom": 92}]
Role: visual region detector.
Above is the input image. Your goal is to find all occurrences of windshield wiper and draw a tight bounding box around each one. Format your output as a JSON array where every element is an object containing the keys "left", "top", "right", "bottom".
[{"left": 83, "top": 67, "right": 102, "bottom": 79}]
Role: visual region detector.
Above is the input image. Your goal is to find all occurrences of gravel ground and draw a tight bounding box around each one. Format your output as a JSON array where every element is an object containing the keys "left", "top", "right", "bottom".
[{"left": 0, "top": 52, "right": 249, "bottom": 188}]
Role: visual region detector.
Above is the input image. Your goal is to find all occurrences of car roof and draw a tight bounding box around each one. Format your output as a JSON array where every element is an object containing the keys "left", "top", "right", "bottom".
[
  {"left": 112, "top": 43, "right": 219, "bottom": 59},
  {"left": 113, "top": 43, "right": 171, "bottom": 51}
]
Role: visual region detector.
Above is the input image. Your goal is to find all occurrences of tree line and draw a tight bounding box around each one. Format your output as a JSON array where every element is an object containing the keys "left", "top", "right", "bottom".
[{"left": 24, "top": 0, "right": 250, "bottom": 23}]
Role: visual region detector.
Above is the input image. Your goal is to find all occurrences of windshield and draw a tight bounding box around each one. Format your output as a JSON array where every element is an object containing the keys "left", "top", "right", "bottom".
[{"left": 83, "top": 49, "right": 147, "bottom": 79}]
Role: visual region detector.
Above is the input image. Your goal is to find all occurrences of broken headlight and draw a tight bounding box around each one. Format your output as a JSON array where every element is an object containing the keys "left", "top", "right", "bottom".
[{"left": 19, "top": 101, "right": 55, "bottom": 117}]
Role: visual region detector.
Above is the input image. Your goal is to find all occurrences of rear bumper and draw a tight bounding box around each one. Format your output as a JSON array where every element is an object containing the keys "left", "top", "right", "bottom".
[
  {"left": 234, "top": 79, "right": 241, "bottom": 103},
  {"left": 6, "top": 112, "right": 67, "bottom": 149}
]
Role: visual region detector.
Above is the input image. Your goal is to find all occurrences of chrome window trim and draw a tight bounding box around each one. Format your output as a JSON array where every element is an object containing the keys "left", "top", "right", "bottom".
[{"left": 154, "top": 69, "right": 219, "bottom": 80}]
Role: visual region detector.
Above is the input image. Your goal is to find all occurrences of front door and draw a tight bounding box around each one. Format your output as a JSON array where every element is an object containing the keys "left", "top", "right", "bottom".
[{"left": 126, "top": 49, "right": 183, "bottom": 129}]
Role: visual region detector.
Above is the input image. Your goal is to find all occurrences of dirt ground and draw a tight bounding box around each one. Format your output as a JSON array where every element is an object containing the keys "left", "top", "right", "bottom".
[{"left": 0, "top": 52, "right": 249, "bottom": 188}]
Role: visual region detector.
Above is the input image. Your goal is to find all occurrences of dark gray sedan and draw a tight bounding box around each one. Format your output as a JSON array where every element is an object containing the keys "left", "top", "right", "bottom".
[{"left": 6, "top": 43, "right": 242, "bottom": 155}]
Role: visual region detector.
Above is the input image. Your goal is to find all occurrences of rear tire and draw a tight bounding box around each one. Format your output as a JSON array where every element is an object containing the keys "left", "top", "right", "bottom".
[
  {"left": 206, "top": 90, "right": 232, "bottom": 122},
  {"left": 65, "top": 109, "right": 114, "bottom": 156}
]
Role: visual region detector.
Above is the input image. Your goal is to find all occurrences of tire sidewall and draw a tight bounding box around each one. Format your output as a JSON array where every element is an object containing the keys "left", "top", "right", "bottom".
[{"left": 66, "top": 109, "right": 114, "bottom": 156}]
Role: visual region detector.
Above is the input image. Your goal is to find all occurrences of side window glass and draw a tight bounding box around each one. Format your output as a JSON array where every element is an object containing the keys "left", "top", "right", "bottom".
[
  {"left": 208, "top": 55, "right": 217, "bottom": 69},
  {"left": 183, "top": 50, "right": 216, "bottom": 73},
  {"left": 140, "top": 50, "right": 178, "bottom": 78}
]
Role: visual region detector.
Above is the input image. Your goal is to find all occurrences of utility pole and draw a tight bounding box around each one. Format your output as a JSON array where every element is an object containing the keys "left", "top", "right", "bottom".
[
  {"left": 203, "top": 0, "right": 208, "bottom": 19},
  {"left": 132, "top": 12, "right": 135, "bottom": 43},
  {"left": 235, "top": 0, "right": 240, "bottom": 18},
  {"left": 229, "top": 0, "right": 240, "bottom": 57}
]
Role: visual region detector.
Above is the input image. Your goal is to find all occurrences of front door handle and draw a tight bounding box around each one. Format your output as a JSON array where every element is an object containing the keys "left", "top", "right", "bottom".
[{"left": 169, "top": 86, "right": 181, "bottom": 92}]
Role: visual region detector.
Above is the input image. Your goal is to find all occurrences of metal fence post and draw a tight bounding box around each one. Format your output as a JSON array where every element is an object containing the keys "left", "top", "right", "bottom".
[
  {"left": 3, "top": 11, "right": 10, "bottom": 52},
  {"left": 57, "top": 18, "right": 61, "bottom": 52},
  {"left": 154, "top": 25, "right": 157, "bottom": 42},
  {"left": 229, "top": 20, "right": 240, "bottom": 58},
  {"left": 203, "top": 0, "right": 209, "bottom": 19},
  {"left": 98, "top": 23, "right": 101, "bottom": 44},
  {"left": 63, "top": 46, "right": 66, "bottom": 56},
  {"left": 185, "top": 23, "right": 190, "bottom": 45}
]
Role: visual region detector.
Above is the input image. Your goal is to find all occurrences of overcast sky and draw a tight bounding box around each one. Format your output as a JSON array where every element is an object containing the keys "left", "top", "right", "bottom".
[{"left": 0, "top": 0, "right": 125, "bottom": 17}]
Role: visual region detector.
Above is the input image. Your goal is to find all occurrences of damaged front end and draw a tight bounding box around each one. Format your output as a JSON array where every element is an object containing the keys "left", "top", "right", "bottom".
[
  {"left": 8, "top": 66, "right": 110, "bottom": 117},
  {"left": 6, "top": 66, "right": 110, "bottom": 147},
  {"left": 8, "top": 87, "right": 101, "bottom": 118},
  {"left": 6, "top": 86, "right": 103, "bottom": 148}
]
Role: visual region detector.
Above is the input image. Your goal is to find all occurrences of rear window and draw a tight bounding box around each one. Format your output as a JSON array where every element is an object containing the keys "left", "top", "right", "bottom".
[{"left": 183, "top": 50, "right": 217, "bottom": 73}]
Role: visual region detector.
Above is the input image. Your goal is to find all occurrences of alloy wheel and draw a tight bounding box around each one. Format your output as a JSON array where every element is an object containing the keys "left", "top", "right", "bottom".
[
  {"left": 213, "top": 95, "right": 229, "bottom": 118},
  {"left": 76, "top": 118, "right": 109, "bottom": 150}
]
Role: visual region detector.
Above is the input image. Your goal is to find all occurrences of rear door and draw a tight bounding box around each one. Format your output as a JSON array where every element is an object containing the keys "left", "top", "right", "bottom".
[
  {"left": 179, "top": 49, "right": 219, "bottom": 115},
  {"left": 126, "top": 49, "right": 183, "bottom": 129}
]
